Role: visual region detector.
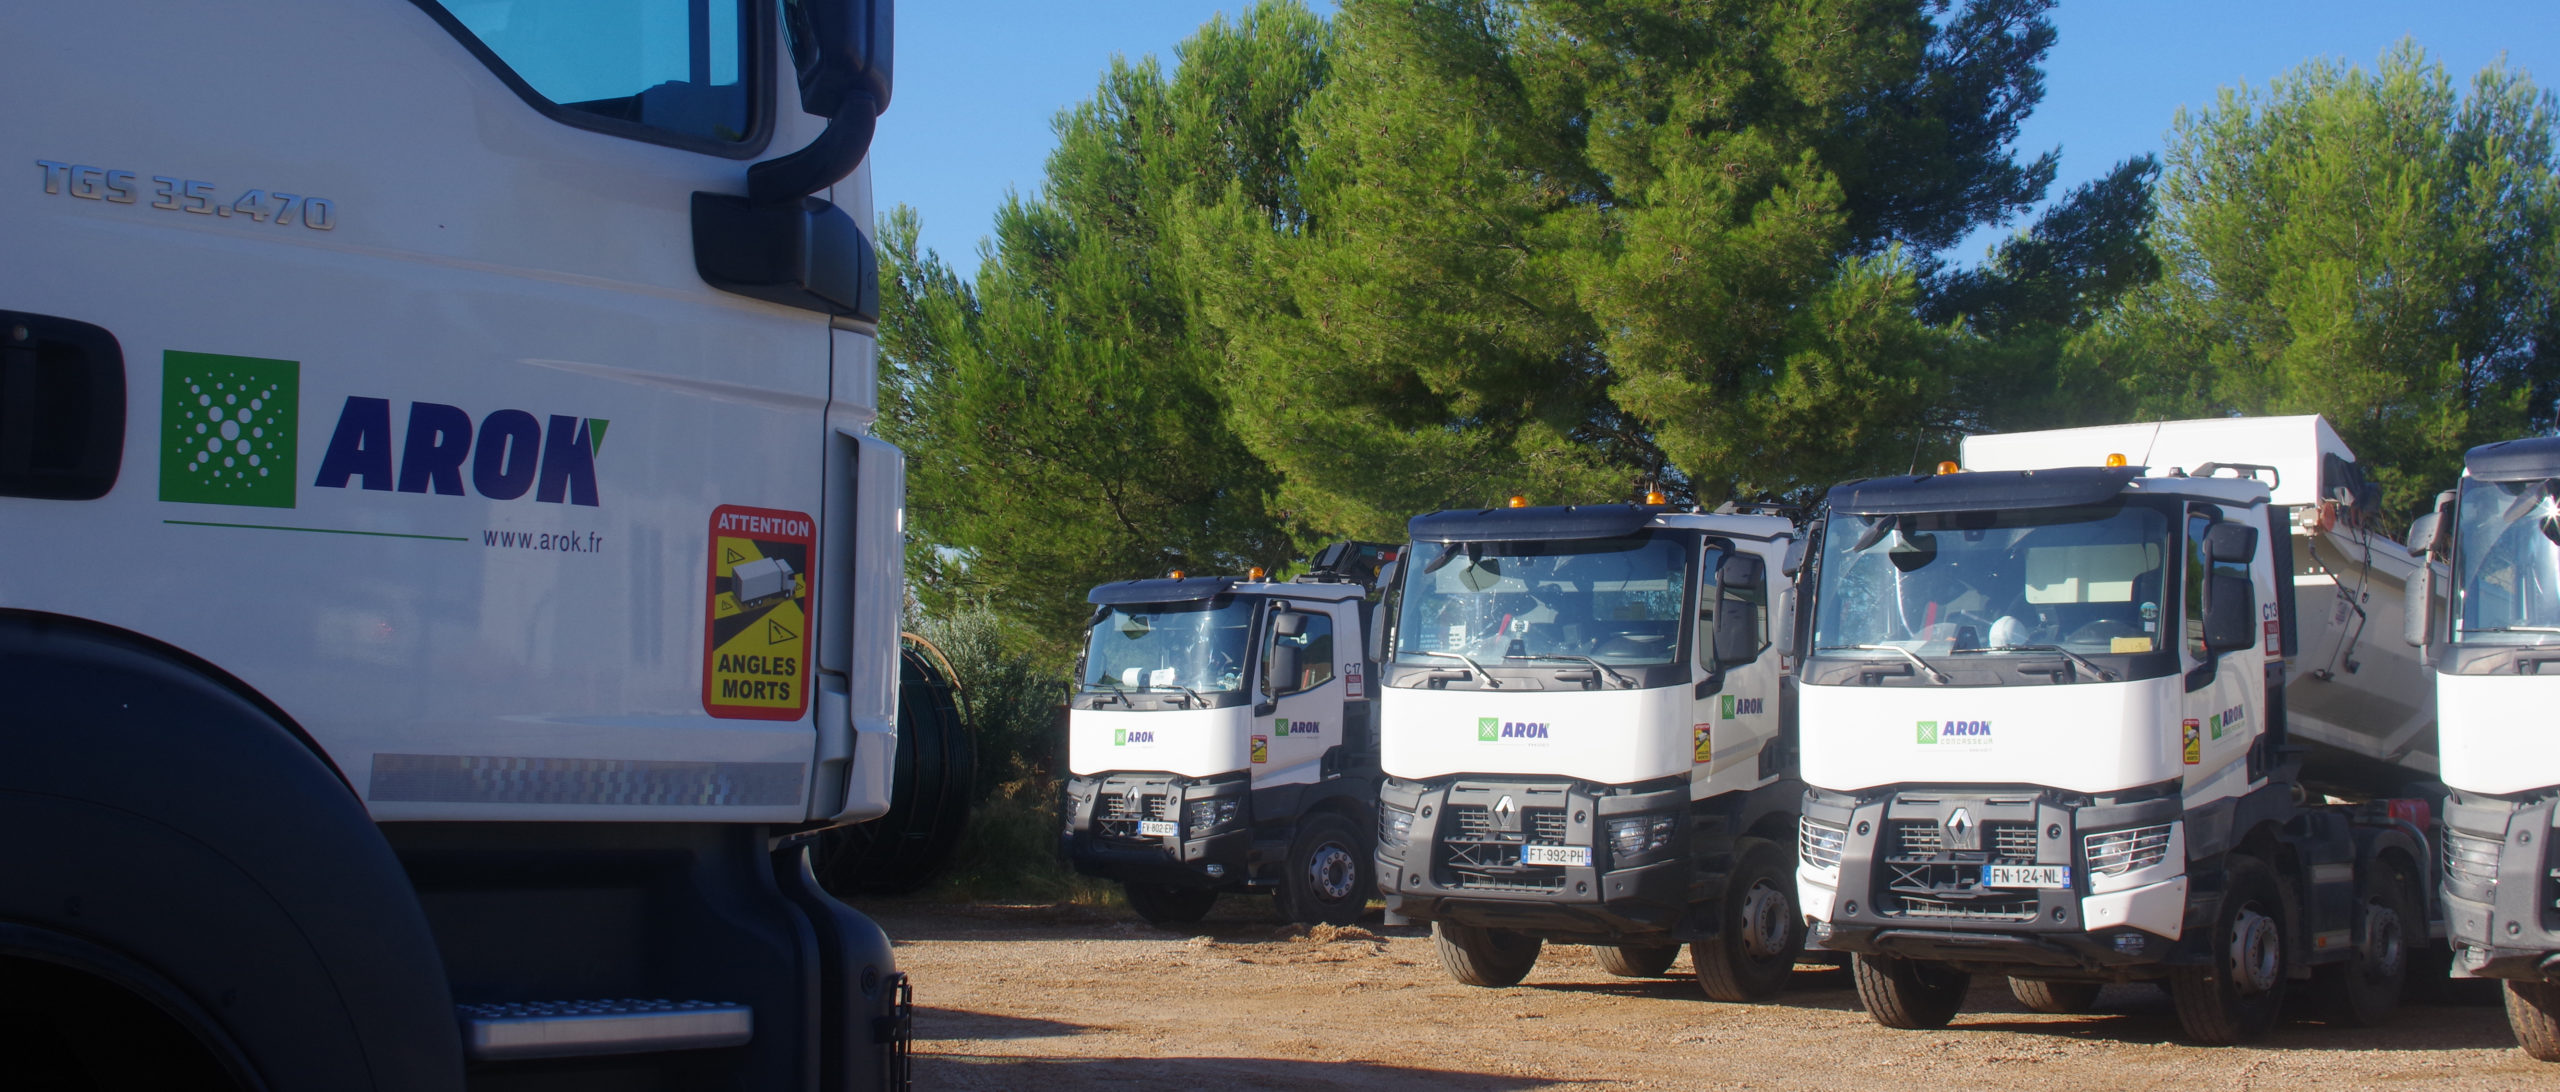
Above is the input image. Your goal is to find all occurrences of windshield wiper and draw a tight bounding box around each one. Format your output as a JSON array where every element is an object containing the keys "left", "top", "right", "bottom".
[
  {"left": 1509, "top": 653, "right": 1635, "bottom": 688},
  {"left": 1420, "top": 649, "right": 1503, "bottom": 688},
  {"left": 1816, "top": 644, "right": 1952, "bottom": 684},
  {"left": 1952, "top": 643, "right": 2120, "bottom": 683},
  {"left": 1086, "top": 678, "right": 1129, "bottom": 707},
  {"left": 1157, "top": 682, "right": 1206, "bottom": 707}
]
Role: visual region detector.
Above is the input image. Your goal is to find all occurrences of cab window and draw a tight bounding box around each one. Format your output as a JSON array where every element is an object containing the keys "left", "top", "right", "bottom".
[
  {"left": 1265, "top": 612, "right": 1336, "bottom": 698},
  {"left": 426, "top": 0, "right": 764, "bottom": 153}
]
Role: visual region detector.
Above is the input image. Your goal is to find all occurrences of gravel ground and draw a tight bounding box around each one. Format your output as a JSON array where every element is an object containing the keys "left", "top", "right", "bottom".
[{"left": 856, "top": 899, "right": 2556, "bottom": 1091}]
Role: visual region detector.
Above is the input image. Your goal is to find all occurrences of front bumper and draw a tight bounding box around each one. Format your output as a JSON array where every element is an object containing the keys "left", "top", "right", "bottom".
[
  {"left": 1063, "top": 772, "right": 1252, "bottom": 889},
  {"left": 1801, "top": 785, "right": 2191, "bottom": 973},
  {"left": 2443, "top": 790, "right": 2560, "bottom": 981},
  {"left": 1376, "top": 777, "right": 1697, "bottom": 942}
]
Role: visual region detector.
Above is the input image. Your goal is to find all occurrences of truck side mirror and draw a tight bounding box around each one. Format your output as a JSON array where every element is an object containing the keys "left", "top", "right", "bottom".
[
  {"left": 1779, "top": 537, "right": 1809, "bottom": 578},
  {"left": 2403, "top": 562, "right": 2438, "bottom": 653},
  {"left": 750, "top": 0, "right": 895, "bottom": 205},
  {"left": 1272, "top": 610, "right": 1308, "bottom": 638},
  {"left": 2203, "top": 574, "right": 2257, "bottom": 652},
  {"left": 2405, "top": 511, "right": 2440, "bottom": 555},
  {"left": 1712, "top": 553, "right": 1769, "bottom": 668},
  {"left": 1265, "top": 645, "right": 1300, "bottom": 700},
  {"left": 2204, "top": 522, "right": 2257, "bottom": 565}
]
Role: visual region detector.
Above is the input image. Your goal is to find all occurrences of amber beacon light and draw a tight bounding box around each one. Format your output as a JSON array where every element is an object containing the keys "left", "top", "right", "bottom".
[
  {"left": 1508, "top": 494, "right": 1529, "bottom": 508},
  {"left": 1936, "top": 461, "right": 1961, "bottom": 475}
]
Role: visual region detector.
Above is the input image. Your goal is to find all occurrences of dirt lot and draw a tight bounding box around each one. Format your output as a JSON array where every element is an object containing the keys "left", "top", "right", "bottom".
[{"left": 857, "top": 899, "right": 2555, "bottom": 1091}]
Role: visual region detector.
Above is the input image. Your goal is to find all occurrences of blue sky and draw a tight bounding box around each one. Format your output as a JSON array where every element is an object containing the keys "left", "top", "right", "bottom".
[{"left": 868, "top": 1, "right": 2560, "bottom": 274}]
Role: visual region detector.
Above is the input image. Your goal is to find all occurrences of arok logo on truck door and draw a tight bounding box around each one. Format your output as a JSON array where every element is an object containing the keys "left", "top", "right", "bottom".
[{"left": 159, "top": 351, "right": 299, "bottom": 508}]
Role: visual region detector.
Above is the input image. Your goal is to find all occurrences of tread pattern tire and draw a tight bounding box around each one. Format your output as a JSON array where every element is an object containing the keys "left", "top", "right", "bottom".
[
  {"left": 1594, "top": 944, "right": 1680, "bottom": 978},
  {"left": 1123, "top": 882, "right": 1216, "bottom": 927},
  {"left": 1272, "top": 812, "right": 1374, "bottom": 926},
  {"left": 2314, "top": 862, "right": 2415, "bottom": 1027},
  {"left": 1692, "top": 837, "right": 1803, "bottom": 1002},
  {"left": 1433, "top": 922, "right": 1543, "bottom": 988},
  {"left": 2170, "top": 855, "right": 2286, "bottom": 1045},
  {"left": 2008, "top": 977, "right": 2102, "bottom": 1014},
  {"left": 2508, "top": 980, "right": 2560, "bottom": 1062},
  {"left": 1852, "top": 953, "right": 1968, "bottom": 1029}
]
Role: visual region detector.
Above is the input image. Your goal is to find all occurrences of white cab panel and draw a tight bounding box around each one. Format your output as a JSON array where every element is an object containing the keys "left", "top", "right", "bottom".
[
  {"left": 1068, "top": 706, "right": 1254, "bottom": 779},
  {"left": 1800, "top": 676, "right": 2182, "bottom": 795},
  {"left": 2440, "top": 672, "right": 2560, "bottom": 796},
  {"left": 1381, "top": 684, "right": 1692, "bottom": 784}
]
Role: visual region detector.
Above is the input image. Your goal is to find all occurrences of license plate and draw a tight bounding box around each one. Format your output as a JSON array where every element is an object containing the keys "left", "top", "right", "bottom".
[
  {"left": 1137, "top": 820, "right": 1179, "bottom": 838},
  {"left": 1521, "top": 845, "right": 1591, "bottom": 867},
  {"left": 1982, "top": 864, "right": 2070, "bottom": 889}
]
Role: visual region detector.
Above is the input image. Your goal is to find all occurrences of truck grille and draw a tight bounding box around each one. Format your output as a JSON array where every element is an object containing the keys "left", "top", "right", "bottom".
[
  {"left": 1434, "top": 804, "right": 1571, "bottom": 893},
  {"left": 1093, "top": 792, "right": 1172, "bottom": 841},
  {"left": 1876, "top": 818, "right": 2044, "bottom": 919}
]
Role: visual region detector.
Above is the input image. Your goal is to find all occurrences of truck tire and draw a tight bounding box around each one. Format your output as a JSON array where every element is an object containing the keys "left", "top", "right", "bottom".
[
  {"left": 2008, "top": 977, "right": 2102, "bottom": 1014},
  {"left": 1594, "top": 943, "right": 1680, "bottom": 978},
  {"left": 1273, "top": 812, "right": 1373, "bottom": 926},
  {"left": 1852, "top": 954, "right": 1968, "bottom": 1029},
  {"left": 2170, "top": 856, "right": 2287, "bottom": 1044},
  {"left": 2506, "top": 980, "right": 2560, "bottom": 1062},
  {"left": 2313, "top": 863, "right": 2414, "bottom": 1026},
  {"left": 1433, "top": 922, "right": 1543, "bottom": 988},
  {"left": 1691, "top": 837, "right": 1803, "bottom": 1002},
  {"left": 1123, "top": 883, "right": 1217, "bottom": 927}
]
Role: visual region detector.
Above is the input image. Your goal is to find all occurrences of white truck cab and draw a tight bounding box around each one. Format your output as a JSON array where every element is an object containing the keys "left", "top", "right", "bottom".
[
  {"left": 2, "top": 2, "right": 912, "bottom": 1088},
  {"left": 2407, "top": 433, "right": 2560, "bottom": 1061},
  {"left": 1373, "top": 502, "right": 1808, "bottom": 1001},
  {"left": 1800, "top": 417, "right": 2443, "bottom": 1043},
  {"left": 1064, "top": 545, "right": 1392, "bottom": 925}
]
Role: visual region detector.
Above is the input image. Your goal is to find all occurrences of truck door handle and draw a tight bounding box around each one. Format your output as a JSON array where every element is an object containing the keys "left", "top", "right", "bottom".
[{"left": 0, "top": 311, "right": 125, "bottom": 500}]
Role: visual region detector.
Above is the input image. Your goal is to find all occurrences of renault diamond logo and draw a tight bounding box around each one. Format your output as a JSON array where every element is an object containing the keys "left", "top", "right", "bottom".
[
  {"left": 1495, "top": 795, "right": 1516, "bottom": 817},
  {"left": 1946, "top": 807, "right": 1977, "bottom": 851}
]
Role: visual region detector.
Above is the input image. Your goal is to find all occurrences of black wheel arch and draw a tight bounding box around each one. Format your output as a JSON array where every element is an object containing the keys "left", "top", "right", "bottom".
[{"left": 0, "top": 610, "right": 464, "bottom": 1090}]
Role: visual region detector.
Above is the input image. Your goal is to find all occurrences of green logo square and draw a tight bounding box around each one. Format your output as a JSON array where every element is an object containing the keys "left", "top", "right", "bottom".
[
  {"left": 1916, "top": 720, "right": 1938, "bottom": 744},
  {"left": 1478, "top": 716, "right": 1498, "bottom": 741},
  {"left": 1112, "top": 728, "right": 1127, "bottom": 746},
  {"left": 160, "top": 351, "right": 298, "bottom": 508},
  {"left": 1721, "top": 694, "right": 1737, "bottom": 719},
  {"left": 1276, "top": 718, "right": 1291, "bottom": 737},
  {"left": 2210, "top": 714, "right": 2225, "bottom": 739}
]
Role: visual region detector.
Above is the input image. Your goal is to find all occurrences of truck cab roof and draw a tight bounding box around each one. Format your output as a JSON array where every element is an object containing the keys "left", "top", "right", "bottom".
[
  {"left": 1085, "top": 576, "right": 1368, "bottom": 607},
  {"left": 1406, "top": 504, "right": 1792, "bottom": 544},
  {"left": 1826, "top": 465, "right": 2272, "bottom": 516},
  {"left": 2465, "top": 434, "right": 2560, "bottom": 482}
]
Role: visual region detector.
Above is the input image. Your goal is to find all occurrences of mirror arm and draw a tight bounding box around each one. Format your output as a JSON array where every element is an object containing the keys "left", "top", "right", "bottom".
[{"left": 748, "top": 89, "right": 879, "bottom": 206}]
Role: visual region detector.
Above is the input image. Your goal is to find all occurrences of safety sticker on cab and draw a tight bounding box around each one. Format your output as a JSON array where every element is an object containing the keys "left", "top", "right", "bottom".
[
  {"left": 1693, "top": 723, "right": 1713, "bottom": 764},
  {"left": 703, "top": 505, "right": 814, "bottom": 720}
]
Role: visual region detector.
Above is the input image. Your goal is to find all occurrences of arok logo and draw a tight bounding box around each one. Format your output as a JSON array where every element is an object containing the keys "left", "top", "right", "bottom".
[{"left": 312, "top": 397, "right": 607, "bottom": 505}]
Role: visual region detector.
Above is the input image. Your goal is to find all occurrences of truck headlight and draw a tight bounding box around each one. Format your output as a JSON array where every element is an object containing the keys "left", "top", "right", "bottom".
[
  {"left": 1605, "top": 813, "right": 1677, "bottom": 859},
  {"left": 1799, "top": 816, "right": 1846, "bottom": 875},
  {"left": 2083, "top": 823, "right": 2175, "bottom": 877},
  {"left": 1378, "top": 804, "right": 1415, "bottom": 849},
  {"left": 2443, "top": 827, "right": 2502, "bottom": 903},
  {"left": 1185, "top": 798, "right": 1240, "bottom": 832}
]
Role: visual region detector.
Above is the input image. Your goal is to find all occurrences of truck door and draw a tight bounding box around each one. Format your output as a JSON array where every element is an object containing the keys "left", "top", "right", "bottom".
[
  {"left": 2182, "top": 506, "right": 2264, "bottom": 791},
  {"left": 1255, "top": 604, "right": 1341, "bottom": 788},
  {"left": 1, "top": 1, "right": 843, "bottom": 822},
  {"left": 1694, "top": 542, "right": 1783, "bottom": 795}
]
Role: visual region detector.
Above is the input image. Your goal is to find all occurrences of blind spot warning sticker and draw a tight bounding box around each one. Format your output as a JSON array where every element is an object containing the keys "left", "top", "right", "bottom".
[
  {"left": 1693, "top": 724, "right": 1713, "bottom": 764},
  {"left": 704, "top": 505, "right": 814, "bottom": 720}
]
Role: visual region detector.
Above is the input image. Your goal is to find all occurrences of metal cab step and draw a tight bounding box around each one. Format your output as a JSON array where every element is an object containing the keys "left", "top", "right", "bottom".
[{"left": 456, "top": 999, "right": 753, "bottom": 1061}]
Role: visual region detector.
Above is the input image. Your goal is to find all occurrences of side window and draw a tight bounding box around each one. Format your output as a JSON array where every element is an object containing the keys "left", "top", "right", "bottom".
[
  {"left": 2184, "top": 508, "right": 2249, "bottom": 659},
  {"left": 430, "top": 0, "right": 761, "bottom": 151},
  {"left": 1265, "top": 612, "right": 1336, "bottom": 698}
]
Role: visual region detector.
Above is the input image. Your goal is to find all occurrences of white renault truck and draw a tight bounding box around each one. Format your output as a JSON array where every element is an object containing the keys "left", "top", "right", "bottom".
[
  {"left": 2405, "top": 433, "right": 2560, "bottom": 1061},
  {"left": 1797, "top": 416, "right": 2444, "bottom": 1043},
  {"left": 4, "top": 2, "right": 914, "bottom": 1088},
  {"left": 1064, "top": 543, "right": 1393, "bottom": 926},
  {"left": 1372, "top": 501, "right": 1808, "bottom": 1001}
]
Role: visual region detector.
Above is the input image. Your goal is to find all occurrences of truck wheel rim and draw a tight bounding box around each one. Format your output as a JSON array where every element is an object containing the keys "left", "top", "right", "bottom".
[
  {"left": 2230, "top": 907, "right": 2281, "bottom": 993},
  {"left": 2363, "top": 899, "right": 2404, "bottom": 978},
  {"left": 1308, "top": 842, "right": 1357, "bottom": 902},
  {"left": 1740, "top": 879, "right": 1791, "bottom": 959}
]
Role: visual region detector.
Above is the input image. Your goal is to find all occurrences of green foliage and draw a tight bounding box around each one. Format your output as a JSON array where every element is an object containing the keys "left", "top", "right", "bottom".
[
  {"left": 878, "top": 6, "right": 1330, "bottom": 651},
  {"left": 909, "top": 606, "right": 1067, "bottom": 785},
  {"left": 1179, "top": 0, "right": 2068, "bottom": 529},
  {"left": 914, "top": 773, "right": 1121, "bottom": 907},
  {"left": 2074, "top": 43, "right": 2560, "bottom": 517}
]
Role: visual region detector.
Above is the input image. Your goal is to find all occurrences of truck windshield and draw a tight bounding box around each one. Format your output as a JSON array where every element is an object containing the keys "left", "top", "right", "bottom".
[
  {"left": 2454, "top": 476, "right": 2560, "bottom": 644},
  {"left": 1814, "top": 504, "right": 2173, "bottom": 658},
  {"left": 1395, "top": 534, "right": 1690, "bottom": 667},
  {"left": 1082, "top": 599, "right": 1256, "bottom": 694},
  {"left": 437, "top": 0, "right": 754, "bottom": 146}
]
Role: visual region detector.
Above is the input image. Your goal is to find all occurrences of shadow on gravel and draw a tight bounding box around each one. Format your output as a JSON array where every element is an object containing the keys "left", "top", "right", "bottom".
[
  {"left": 915, "top": 1006, "right": 1090, "bottom": 1041},
  {"left": 1934, "top": 985, "right": 2521, "bottom": 1052},
  {"left": 918, "top": 1053, "right": 1594, "bottom": 1091}
]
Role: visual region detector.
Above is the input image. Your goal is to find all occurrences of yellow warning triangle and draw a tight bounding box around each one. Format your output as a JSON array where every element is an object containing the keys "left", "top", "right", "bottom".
[{"left": 766, "top": 618, "right": 798, "bottom": 645}]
